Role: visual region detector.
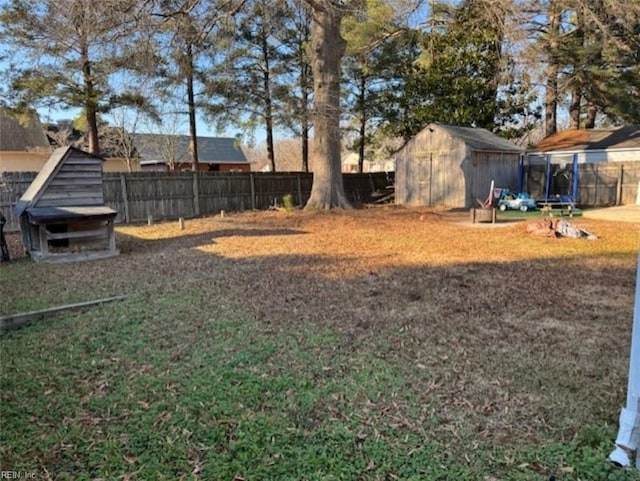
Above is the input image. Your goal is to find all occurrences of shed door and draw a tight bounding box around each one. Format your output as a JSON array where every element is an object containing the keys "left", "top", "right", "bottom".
[
  {"left": 415, "top": 152, "right": 454, "bottom": 206},
  {"left": 416, "top": 154, "right": 433, "bottom": 206}
]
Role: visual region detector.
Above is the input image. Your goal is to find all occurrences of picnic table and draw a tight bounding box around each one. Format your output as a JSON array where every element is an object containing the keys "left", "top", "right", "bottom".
[{"left": 537, "top": 197, "right": 576, "bottom": 217}]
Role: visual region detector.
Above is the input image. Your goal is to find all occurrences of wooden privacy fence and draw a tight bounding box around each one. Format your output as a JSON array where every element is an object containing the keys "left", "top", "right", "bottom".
[
  {"left": 1, "top": 171, "right": 391, "bottom": 232},
  {"left": 1, "top": 172, "right": 33, "bottom": 233},
  {"left": 524, "top": 161, "right": 640, "bottom": 206},
  {"left": 577, "top": 163, "right": 640, "bottom": 206}
]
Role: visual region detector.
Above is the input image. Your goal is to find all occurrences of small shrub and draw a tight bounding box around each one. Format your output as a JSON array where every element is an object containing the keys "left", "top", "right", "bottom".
[{"left": 282, "top": 193, "right": 295, "bottom": 212}]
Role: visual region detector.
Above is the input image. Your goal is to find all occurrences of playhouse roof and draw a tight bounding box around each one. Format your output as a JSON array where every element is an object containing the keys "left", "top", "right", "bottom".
[
  {"left": 26, "top": 206, "right": 117, "bottom": 222},
  {"left": 14, "top": 146, "right": 110, "bottom": 217},
  {"left": 535, "top": 126, "right": 640, "bottom": 152}
]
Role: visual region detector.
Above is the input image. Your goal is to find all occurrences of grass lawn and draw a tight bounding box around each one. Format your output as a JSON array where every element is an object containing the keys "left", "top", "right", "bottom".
[
  {"left": 1, "top": 206, "right": 640, "bottom": 480},
  {"left": 496, "top": 208, "right": 583, "bottom": 221}
]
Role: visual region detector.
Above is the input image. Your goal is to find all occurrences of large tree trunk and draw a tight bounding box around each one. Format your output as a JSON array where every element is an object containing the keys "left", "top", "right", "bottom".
[
  {"left": 302, "top": 107, "right": 310, "bottom": 172},
  {"left": 358, "top": 73, "right": 366, "bottom": 173},
  {"left": 304, "top": 0, "right": 352, "bottom": 209},
  {"left": 544, "top": 0, "right": 560, "bottom": 137},
  {"left": 585, "top": 103, "right": 597, "bottom": 128},
  {"left": 296, "top": 5, "right": 312, "bottom": 173},
  {"left": 261, "top": 31, "right": 276, "bottom": 173},
  {"left": 85, "top": 99, "right": 100, "bottom": 156},
  {"left": 81, "top": 42, "right": 100, "bottom": 155},
  {"left": 301, "top": 63, "right": 311, "bottom": 173},
  {"left": 569, "top": 4, "right": 585, "bottom": 130},
  {"left": 569, "top": 89, "right": 581, "bottom": 130},
  {"left": 186, "top": 43, "right": 199, "bottom": 171},
  {"left": 265, "top": 105, "right": 276, "bottom": 173}
]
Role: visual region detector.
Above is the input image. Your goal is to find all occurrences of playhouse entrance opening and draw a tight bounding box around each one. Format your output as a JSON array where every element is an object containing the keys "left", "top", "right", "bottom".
[{"left": 47, "top": 223, "right": 69, "bottom": 248}]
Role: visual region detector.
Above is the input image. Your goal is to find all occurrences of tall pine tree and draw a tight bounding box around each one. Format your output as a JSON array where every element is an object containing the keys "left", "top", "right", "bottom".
[{"left": 0, "top": 0, "right": 149, "bottom": 154}]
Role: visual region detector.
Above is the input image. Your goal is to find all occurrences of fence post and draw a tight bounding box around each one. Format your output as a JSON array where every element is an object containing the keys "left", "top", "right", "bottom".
[
  {"left": 119, "top": 174, "right": 130, "bottom": 223},
  {"left": 297, "top": 173, "right": 303, "bottom": 206},
  {"left": 250, "top": 173, "right": 256, "bottom": 210},
  {"left": 192, "top": 171, "right": 200, "bottom": 216},
  {"left": 616, "top": 164, "right": 623, "bottom": 206},
  {"left": 594, "top": 163, "right": 600, "bottom": 206}
]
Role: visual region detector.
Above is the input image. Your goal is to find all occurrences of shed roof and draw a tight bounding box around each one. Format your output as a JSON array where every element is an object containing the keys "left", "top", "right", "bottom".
[
  {"left": 0, "top": 111, "right": 50, "bottom": 151},
  {"left": 432, "top": 123, "right": 523, "bottom": 152},
  {"left": 14, "top": 146, "right": 105, "bottom": 216},
  {"left": 535, "top": 126, "right": 640, "bottom": 152},
  {"left": 133, "top": 134, "right": 250, "bottom": 164}
]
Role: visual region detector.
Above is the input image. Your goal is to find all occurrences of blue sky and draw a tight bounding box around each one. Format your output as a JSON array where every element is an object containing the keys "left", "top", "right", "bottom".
[
  {"left": 1, "top": 0, "right": 473, "bottom": 147},
  {"left": 37, "top": 104, "right": 233, "bottom": 139},
  {"left": 0, "top": 42, "right": 245, "bottom": 142}
]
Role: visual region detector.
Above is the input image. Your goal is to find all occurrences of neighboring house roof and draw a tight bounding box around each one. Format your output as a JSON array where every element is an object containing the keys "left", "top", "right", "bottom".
[
  {"left": 535, "top": 126, "right": 640, "bottom": 152},
  {"left": 433, "top": 123, "right": 524, "bottom": 152},
  {"left": 14, "top": 146, "right": 106, "bottom": 217},
  {"left": 46, "top": 123, "right": 137, "bottom": 159},
  {"left": 133, "top": 134, "right": 250, "bottom": 164},
  {"left": 0, "top": 111, "right": 50, "bottom": 151}
]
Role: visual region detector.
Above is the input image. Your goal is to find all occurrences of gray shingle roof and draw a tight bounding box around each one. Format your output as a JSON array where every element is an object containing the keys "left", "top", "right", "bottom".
[
  {"left": 434, "top": 124, "right": 524, "bottom": 152},
  {"left": 133, "top": 134, "right": 249, "bottom": 164},
  {"left": 0, "top": 112, "right": 50, "bottom": 151}
]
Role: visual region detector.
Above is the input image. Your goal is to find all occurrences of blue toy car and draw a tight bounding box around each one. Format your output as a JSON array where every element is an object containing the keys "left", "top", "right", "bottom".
[{"left": 497, "top": 190, "right": 537, "bottom": 212}]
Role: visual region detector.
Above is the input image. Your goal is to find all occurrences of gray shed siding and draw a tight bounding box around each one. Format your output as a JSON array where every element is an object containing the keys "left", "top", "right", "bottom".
[
  {"left": 396, "top": 127, "right": 468, "bottom": 207},
  {"left": 35, "top": 154, "right": 105, "bottom": 208},
  {"left": 468, "top": 151, "right": 521, "bottom": 204},
  {"left": 395, "top": 124, "right": 521, "bottom": 208}
]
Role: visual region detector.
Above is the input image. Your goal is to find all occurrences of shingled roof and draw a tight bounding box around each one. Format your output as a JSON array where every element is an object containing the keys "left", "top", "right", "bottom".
[
  {"left": 434, "top": 124, "right": 524, "bottom": 152},
  {"left": 133, "top": 134, "right": 249, "bottom": 164},
  {"left": 535, "top": 126, "right": 640, "bottom": 152},
  {"left": 0, "top": 111, "right": 50, "bottom": 151}
]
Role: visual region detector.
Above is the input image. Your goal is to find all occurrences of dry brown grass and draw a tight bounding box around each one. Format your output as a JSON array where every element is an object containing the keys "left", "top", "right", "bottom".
[{"left": 2, "top": 206, "right": 639, "bottom": 462}]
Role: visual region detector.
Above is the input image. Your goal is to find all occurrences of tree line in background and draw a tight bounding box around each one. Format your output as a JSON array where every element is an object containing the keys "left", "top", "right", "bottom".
[{"left": 1, "top": 0, "right": 639, "bottom": 208}]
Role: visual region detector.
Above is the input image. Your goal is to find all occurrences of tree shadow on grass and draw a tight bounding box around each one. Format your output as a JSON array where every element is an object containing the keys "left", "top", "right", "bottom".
[
  {"left": 1, "top": 212, "right": 637, "bottom": 481},
  {"left": 116, "top": 227, "right": 308, "bottom": 254},
  {"left": 225, "top": 250, "right": 635, "bottom": 450}
]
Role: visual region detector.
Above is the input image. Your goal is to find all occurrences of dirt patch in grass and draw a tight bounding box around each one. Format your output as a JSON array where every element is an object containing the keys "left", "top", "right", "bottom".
[{"left": 1, "top": 205, "right": 639, "bottom": 479}]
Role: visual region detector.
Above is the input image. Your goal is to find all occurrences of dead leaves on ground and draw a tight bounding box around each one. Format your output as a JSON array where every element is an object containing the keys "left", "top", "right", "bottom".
[{"left": 3, "top": 206, "right": 639, "bottom": 471}]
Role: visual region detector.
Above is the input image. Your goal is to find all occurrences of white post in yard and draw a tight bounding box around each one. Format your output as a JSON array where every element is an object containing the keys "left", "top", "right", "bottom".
[{"left": 609, "top": 254, "right": 640, "bottom": 469}]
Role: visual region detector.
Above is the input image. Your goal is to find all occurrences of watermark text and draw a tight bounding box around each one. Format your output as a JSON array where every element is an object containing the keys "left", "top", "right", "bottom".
[{"left": 1, "top": 472, "right": 37, "bottom": 479}]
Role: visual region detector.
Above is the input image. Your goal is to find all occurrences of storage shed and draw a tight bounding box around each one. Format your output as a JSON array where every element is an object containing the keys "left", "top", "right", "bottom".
[
  {"left": 395, "top": 123, "right": 523, "bottom": 208},
  {"left": 14, "top": 146, "right": 118, "bottom": 262}
]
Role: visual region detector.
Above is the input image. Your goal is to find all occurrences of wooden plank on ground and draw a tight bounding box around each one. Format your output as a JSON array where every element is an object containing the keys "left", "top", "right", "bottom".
[{"left": 0, "top": 295, "right": 126, "bottom": 332}]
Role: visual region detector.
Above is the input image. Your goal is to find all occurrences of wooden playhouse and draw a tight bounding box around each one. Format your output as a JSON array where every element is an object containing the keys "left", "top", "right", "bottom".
[{"left": 14, "top": 146, "right": 118, "bottom": 262}]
